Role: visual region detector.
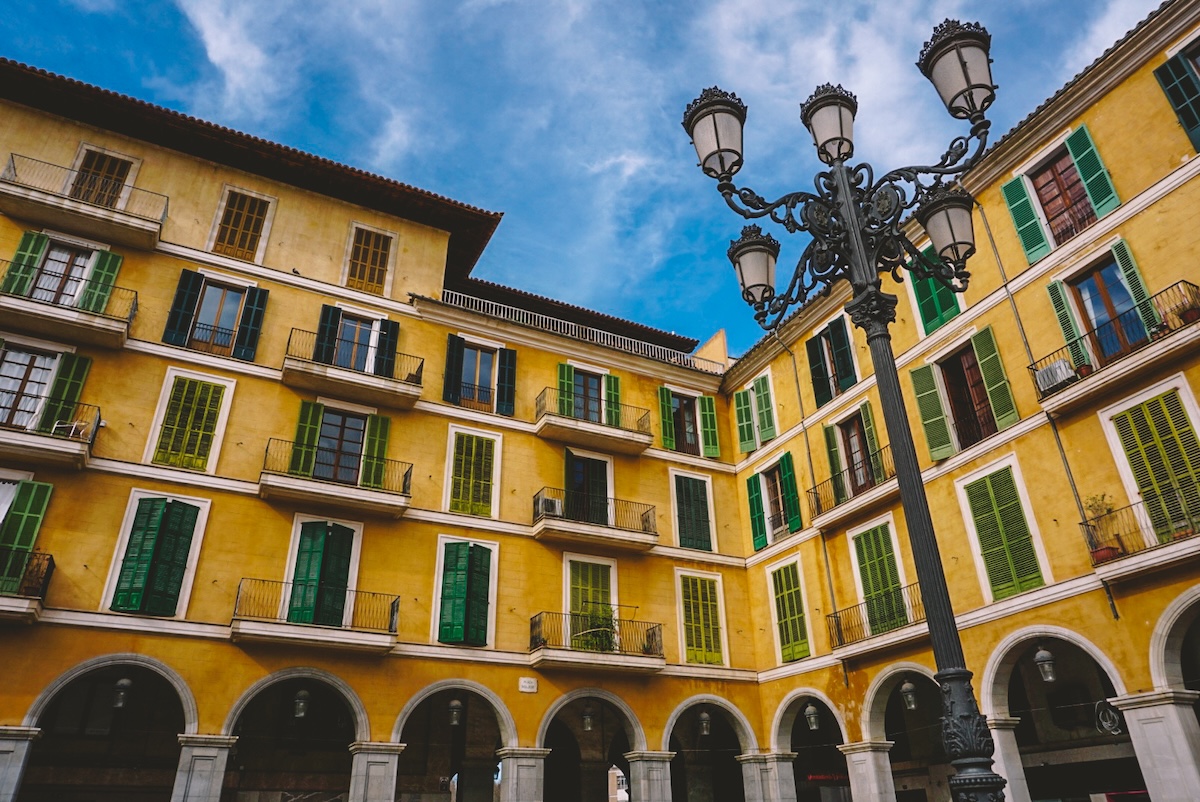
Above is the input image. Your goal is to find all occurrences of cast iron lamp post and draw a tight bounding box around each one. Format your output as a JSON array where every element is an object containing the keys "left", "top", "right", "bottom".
[{"left": 683, "top": 20, "right": 1006, "bottom": 802}]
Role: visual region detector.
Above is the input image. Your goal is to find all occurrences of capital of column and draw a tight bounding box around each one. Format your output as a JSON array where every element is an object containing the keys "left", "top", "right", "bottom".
[
  {"left": 985, "top": 716, "right": 1020, "bottom": 731},
  {"left": 178, "top": 734, "right": 238, "bottom": 748},
  {"left": 1110, "top": 689, "right": 1200, "bottom": 711},
  {"left": 495, "top": 747, "right": 552, "bottom": 760},
  {"left": 735, "top": 752, "right": 798, "bottom": 765},
  {"left": 623, "top": 750, "right": 675, "bottom": 763},
  {"left": 0, "top": 727, "right": 40, "bottom": 742},
  {"left": 349, "top": 741, "right": 406, "bottom": 756},
  {"left": 837, "top": 740, "right": 893, "bottom": 755}
]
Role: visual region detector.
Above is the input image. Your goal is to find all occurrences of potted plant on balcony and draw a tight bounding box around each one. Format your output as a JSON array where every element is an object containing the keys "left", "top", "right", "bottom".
[
  {"left": 1076, "top": 362, "right": 1094, "bottom": 378},
  {"left": 1084, "top": 493, "right": 1121, "bottom": 563}
]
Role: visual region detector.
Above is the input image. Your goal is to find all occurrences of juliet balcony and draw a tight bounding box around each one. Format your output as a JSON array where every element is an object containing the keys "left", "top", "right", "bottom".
[
  {"left": 281, "top": 328, "right": 424, "bottom": 410},
  {"left": 0, "top": 154, "right": 169, "bottom": 250},
  {"left": 534, "top": 387, "right": 653, "bottom": 454},
  {"left": 529, "top": 608, "right": 666, "bottom": 673},
  {"left": 1029, "top": 281, "right": 1200, "bottom": 414},
  {"left": 0, "top": 259, "right": 137, "bottom": 349},
  {"left": 826, "top": 581, "right": 926, "bottom": 655},
  {"left": 0, "top": 398, "right": 100, "bottom": 469},
  {"left": 531, "top": 487, "right": 658, "bottom": 551},
  {"left": 230, "top": 577, "right": 400, "bottom": 653},
  {"left": 808, "top": 444, "right": 898, "bottom": 529},
  {"left": 258, "top": 438, "right": 413, "bottom": 518},
  {"left": 1082, "top": 485, "right": 1200, "bottom": 581},
  {"left": 0, "top": 550, "right": 55, "bottom": 623}
]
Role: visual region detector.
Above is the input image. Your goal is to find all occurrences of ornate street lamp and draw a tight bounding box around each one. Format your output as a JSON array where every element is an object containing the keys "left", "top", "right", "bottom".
[
  {"left": 899, "top": 678, "right": 919, "bottom": 711},
  {"left": 803, "top": 702, "right": 821, "bottom": 732},
  {"left": 448, "top": 698, "right": 464, "bottom": 727},
  {"left": 683, "top": 18, "right": 1005, "bottom": 802},
  {"left": 1034, "top": 644, "right": 1057, "bottom": 683}
]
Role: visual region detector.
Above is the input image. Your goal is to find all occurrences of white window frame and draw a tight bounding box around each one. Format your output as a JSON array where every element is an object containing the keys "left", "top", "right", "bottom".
[
  {"left": 332, "top": 302, "right": 389, "bottom": 376},
  {"left": 764, "top": 555, "right": 810, "bottom": 665},
  {"left": 1048, "top": 234, "right": 1141, "bottom": 341},
  {"left": 21, "top": 233, "right": 106, "bottom": 310},
  {"left": 67, "top": 143, "right": 142, "bottom": 212},
  {"left": 847, "top": 512, "right": 908, "bottom": 604},
  {"left": 563, "top": 446, "right": 615, "bottom": 526},
  {"left": 100, "top": 488, "right": 212, "bottom": 619},
  {"left": 562, "top": 552, "right": 620, "bottom": 612},
  {"left": 953, "top": 452, "right": 1054, "bottom": 604},
  {"left": 0, "top": 468, "right": 34, "bottom": 523},
  {"left": 662, "top": 384, "right": 716, "bottom": 455},
  {"left": 142, "top": 367, "right": 237, "bottom": 475},
  {"left": 674, "top": 567, "right": 729, "bottom": 667},
  {"left": 1008, "top": 128, "right": 1080, "bottom": 251},
  {"left": 0, "top": 335, "right": 78, "bottom": 434},
  {"left": 457, "top": 332, "right": 507, "bottom": 413},
  {"left": 668, "top": 468, "right": 717, "bottom": 552},
  {"left": 442, "top": 424, "right": 503, "bottom": 518},
  {"left": 430, "top": 533, "right": 501, "bottom": 648},
  {"left": 341, "top": 222, "right": 398, "bottom": 296},
  {"left": 205, "top": 184, "right": 277, "bottom": 265},
  {"left": 279, "top": 513, "right": 365, "bottom": 628}
]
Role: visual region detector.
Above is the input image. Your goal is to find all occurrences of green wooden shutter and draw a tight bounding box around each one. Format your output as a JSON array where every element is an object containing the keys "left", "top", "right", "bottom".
[
  {"left": 772, "top": 563, "right": 809, "bottom": 662},
  {"left": 288, "top": 520, "right": 327, "bottom": 624},
  {"left": 828, "top": 317, "right": 857, "bottom": 391},
  {"left": 37, "top": 353, "right": 91, "bottom": 434},
  {"left": 658, "top": 387, "right": 676, "bottom": 450},
  {"left": 450, "top": 434, "right": 494, "bottom": 516},
  {"left": 315, "top": 523, "right": 353, "bottom": 626},
  {"left": 0, "top": 481, "right": 52, "bottom": 594},
  {"left": 734, "top": 389, "right": 756, "bottom": 452},
  {"left": 823, "top": 425, "right": 846, "bottom": 506},
  {"left": 965, "top": 468, "right": 1043, "bottom": 600},
  {"left": 675, "top": 475, "right": 712, "bottom": 550},
  {"left": 911, "top": 365, "right": 955, "bottom": 461},
  {"left": 854, "top": 524, "right": 906, "bottom": 634},
  {"left": 699, "top": 396, "right": 720, "bottom": 458},
  {"left": 229, "top": 286, "right": 268, "bottom": 361},
  {"left": 289, "top": 401, "right": 324, "bottom": 476},
  {"left": 1110, "top": 239, "right": 1160, "bottom": 332},
  {"left": 681, "top": 575, "right": 722, "bottom": 665},
  {"left": 604, "top": 374, "right": 621, "bottom": 427},
  {"left": 1113, "top": 391, "right": 1200, "bottom": 540},
  {"left": 313, "top": 305, "right": 341, "bottom": 364},
  {"left": 970, "top": 327, "right": 1020, "bottom": 431},
  {"left": 753, "top": 375, "right": 776, "bottom": 441},
  {"left": 361, "top": 414, "right": 390, "bottom": 489},
  {"left": 569, "top": 560, "right": 612, "bottom": 613},
  {"left": 1046, "top": 280, "right": 1090, "bottom": 368},
  {"left": 438, "top": 541, "right": 470, "bottom": 643},
  {"left": 162, "top": 270, "right": 205, "bottom": 346},
  {"left": 557, "top": 363, "right": 575, "bottom": 416},
  {"left": 748, "top": 475, "right": 768, "bottom": 551},
  {"left": 807, "top": 336, "right": 833, "bottom": 408},
  {"left": 779, "top": 452, "right": 803, "bottom": 533},
  {"left": 1155, "top": 54, "right": 1200, "bottom": 151},
  {"left": 1065, "top": 124, "right": 1120, "bottom": 218},
  {"left": 111, "top": 497, "right": 167, "bottom": 613},
  {"left": 913, "top": 247, "right": 960, "bottom": 335},
  {"left": 372, "top": 319, "right": 399, "bottom": 378},
  {"left": 465, "top": 544, "right": 491, "bottom": 646},
  {"left": 860, "top": 402, "right": 886, "bottom": 485},
  {"left": 1, "top": 232, "right": 49, "bottom": 297},
  {"left": 496, "top": 348, "right": 517, "bottom": 416},
  {"left": 443, "top": 334, "right": 465, "bottom": 403},
  {"left": 1001, "top": 176, "right": 1051, "bottom": 263},
  {"left": 142, "top": 500, "right": 199, "bottom": 617},
  {"left": 152, "top": 378, "right": 225, "bottom": 470},
  {"left": 77, "top": 250, "right": 122, "bottom": 314}
]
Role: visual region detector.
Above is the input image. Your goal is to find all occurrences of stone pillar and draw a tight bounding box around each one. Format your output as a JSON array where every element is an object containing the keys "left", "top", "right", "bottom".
[
  {"left": 0, "top": 726, "right": 39, "bottom": 802},
  {"left": 624, "top": 750, "right": 673, "bottom": 802},
  {"left": 986, "top": 717, "right": 1030, "bottom": 802},
  {"left": 1111, "top": 690, "right": 1200, "bottom": 802},
  {"left": 837, "top": 741, "right": 896, "bottom": 802},
  {"left": 348, "top": 741, "right": 405, "bottom": 802},
  {"left": 497, "top": 747, "right": 551, "bottom": 802},
  {"left": 736, "top": 752, "right": 798, "bottom": 802},
  {"left": 171, "top": 735, "right": 237, "bottom": 802}
]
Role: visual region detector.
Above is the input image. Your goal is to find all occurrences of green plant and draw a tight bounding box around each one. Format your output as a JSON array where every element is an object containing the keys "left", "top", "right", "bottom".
[{"left": 1084, "top": 493, "right": 1115, "bottom": 519}]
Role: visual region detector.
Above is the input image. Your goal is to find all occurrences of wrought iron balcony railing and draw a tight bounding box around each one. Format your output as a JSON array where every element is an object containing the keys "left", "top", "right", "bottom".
[
  {"left": 285, "top": 328, "right": 425, "bottom": 385},
  {"left": 457, "top": 381, "right": 493, "bottom": 412},
  {"left": 1081, "top": 484, "right": 1200, "bottom": 566},
  {"left": 808, "top": 444, "right": 896, "bottom": 517},
  {"left": 232, "top": 577, "right": 399, "bottom": 633},
  {"left": 533, "top": 487, "right": 657, "bottom": 534},
  {"left": 1, "top": 154, "right": 170, "bottom": 222},
  {"left": 826, "top": 581, "right": 925, "bottom": 648},
  {"left": 0, "top": 549, "right": 54, "bottom": 598},
  {"left": 0, "top": 396, "right": 101, "bottom": 445},
  {"left": 535, "top": 387, "right": 651, "bottom": 434},
  {"left": 1029, "top": 281, "right": 1200, "bottom": 401},
  {"left": 0, "top": 260, "right": 138, "bottom": 322},
  {"left": 529, "top": 609, "right": 664, "bottom": 657},
  {"left": 262, "top": 438, "right": 413, "bottom": 495}
]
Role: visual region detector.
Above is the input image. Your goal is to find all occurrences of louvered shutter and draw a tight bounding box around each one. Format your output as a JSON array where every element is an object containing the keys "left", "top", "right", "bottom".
[
  {"left": 1065, "top": 124, "right": 1120, "bottom": 218},
  {"left": 230, "top": 287, "right": 268, "bottom": 362},
  {"left": 0, "top": 481, "right": 52, "bottom": 594},
  {"left": 604, "top": 374, "right": 621, "bottom": 427},
  {"left": 315, "top": 523, "right": 353, "bottom": 626},
  {"left": 361, "top": 415, "right": 390, "bottom": 489},
  {"left": 1114, "top": 392, "right": 1200, "bottom": 540},
  {"left": 823, "top": 425, "right": 846, "bottom": 506},
  {"left": 910, "top": 365, "right": 955, "bottom": 461},
  {"left": 37, "top": 353, "right": 91, "bottom": 434},
  {"left": 657, "top": 387, "right": 676, "bottom": 450},
  {"left": 152, "top": 378, "right": 225, "bottom": 470},
  {"left": 162, "top": 270, "right": 205, "bottom": 346},
  {"left": 1046, "top": 280, "right": 1091, "bottom": 369},
  {"left": 313, "top": 305, "right": 341, "bottom": 364},
  {"left": 77, "top": 250, "right": 122, "bottom": 314},
  {"left": 142, "top": 500, "right": 199, "bottom": 616},
  {"left": 443, "top": 334, "right": 465, "bottom": 403},
  {"left": 675, "top": 475, "right": 711, "bottom": 550},
  {"left": 438, "top": 541, "right": 471, "bottom": 643},
  {"left": 854, "top": 524, "right": 905, "bottom": 634},
  {"left": 913, "top": 246, "right": 960, "bottom": 335},
  {"left": 557, "top": 363, "right": 575, "bottom": 416},
  {"left": 970, "top": 327, "right": 1019, "bottom": 431},
  {"left": 370, "top": 319, "right": 399, "bottom": 378},
  {"left": 1110, "top": 239, "right": 1159, "bottom": 333},
  {"left": 772, "top": 563, "right": 809, "bottom": 662},
  {"left": 748, "top": 475, "right": 767, "bottom": 551},
  {"left": 450, "top": 434, "right": 494, "bottom": 516},
  {"left": 828, "top": 317, "right": 857, "bottom": 391},
  {"left": 496, "top": 348, "right": 517, "bottom": 416},
  {"left": 288, "top": 521, "right": 327, "bottom": 624},
  {"left": 807, "top": 335, "right": 833, "bottom": 408},
  {"left": 2, "top": 232, "right": 49, "bottom": 297},
  {"left": 465, "top": 544, "right": 491, "bottom": 646},
  {"left": 753, "top": 375, "right": 776, "bottom": 441},
  {"left": 965, "top": 468, "right": 1043, "bottom": 600},
  {"left": 699, "top": 396, "right": 720, "bottom": 457},
  {"left": 1155, "top": 54, "right": 1200, "bottom": 151},
  {"left": 734, "top": 389, "right": 756, "bottom": 452},
  {"left": 289, "top": 400, "right": 324, "bottom": 476},
  {"left": 111, "top": 497, "right": 167, "bottom": 612},
  {"left": 779, "top": 452, "right": 803, "bottom": 533},
  {"left": 1001, "top": 177, "right": 1051, "bottom": 263},
  {"left": 860, "top": 402, "right": 886, "bottom": 484},
  {"left": 681, "top": 575, "right": 722, "bottom": 664}
]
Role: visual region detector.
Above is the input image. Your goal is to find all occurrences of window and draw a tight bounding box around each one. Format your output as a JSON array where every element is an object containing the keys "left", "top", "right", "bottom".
[
  {"left": 568, "top": 558, "right": 616, "bottom": 652},
  {"left": 1001, "top": 125, "right": 1119, "bottom": 263},
  {"left": 2, "top": 231, "right": 125, "bottom": 314},
  {"left": 287, "top": 520, "right": 355, "bottom": 626},
  {"left": 564, "top": 448, "right": 610, "bottom": 525},
  {"left": 911, "top": 326, "right": 1018, "bottom": 461},
  {"left": 0, "top": 479, "right": 52, "bottom": 595},
  {"left": 734, "top": 373, "right": 777, "bottom": 453},
  {"left": 679, "top": 573, "right": 723, "bottom": 665},
  {"left": 747, "top": 452, "right": 802, "bottom": 550},
  {"left": 852, "top": 523, "right": 907, "bottom": 635},
  {"left": 149, "top": 372, "right": 233, "bottom": 472},
  {"left": 287, "top": 401, "right": 391, "bottom": 489},
  {"left": 961, "top": 465, "right": 1044, "bottom": 601},
  {"left": 0, "top": 343, "right": 91, "bottom": 436},
  {"left": 110, "top": 496, "right": 202, "bottom": 617},
  {"left": 162, "top": 269, "right": 268, "bottom": 362},
  {"left": 770, "top": 562, "right": 809, "bottom": 663},
  {"left": 312, "top": 305, "right": 405, "bottom": 379},
  {"left": 674, "top": 473, "right": 712, "bottom": 551},
  {"left": 211, "top": 189, "right": 272, "bottom": 262},
  {"left": 806, "top": 316, "right": 856, "bottom": 408},
  {"left": 443, "top": 334, "right": 516, "bottom": 416},
  {"left": 69, "top": 149, "right": 133, "bottom": 209},
  {"left": 345, "top": 226, "right": 393, "bottom": 295},
  {"left": 437, "top": 539, "right": 493, "bottom": 646},
  {"left": 658, "top": 387, "right": 719, "bottom": 457},
  {"left": 555, "top": 363, "right": 620, "bottom": 426},
  {"left": 447, "top": 429, "right": 499, "bottom": 517},
  {"left": 823, "top": 402, "right": 885, "bottom": 507},
  {"left": 1154, "top": 48, "right": 1200, "bottom": 151},
  {"left": 911, "top": 247, "right": 961, "bottom": 336}
]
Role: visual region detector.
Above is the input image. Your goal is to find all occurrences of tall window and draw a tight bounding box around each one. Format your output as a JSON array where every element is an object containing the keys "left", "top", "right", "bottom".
[
  {"left": 747, "top": 452, "right": 802, "bottom": 550},
  {"left": 658, "top": 389, "right": 720, "bottom": 458},
  {"left": 671, "top": 393, "right": 700, "bottom": 455},
  {"left": 287, "top": 520, "right": 354, "bottom": 626},
  {"left": 110, "top": 497, "right": 201, "bottom": 617},
  {"left": 288, "top": 401, "right": 390, "bottom": 490},
  {"left": 162, "top": 270, "right": 268, "bottom": 362},
  {"left": 212, "top": 190, "right": 271, "bottom": 261},
  {"left": 771, "top": 562, "right": 809, "bottom": 663},
  {"left": 569, "top": 559, "right": 615, "bottom": 652},
  {"left": 0, "top": 347, "right": 55, "bottom": 429},
  {"left": 346, "top": 227, "right": 392, "bottom": 295},
  {"left": 853, "top": 523, "right": 906, "bottom": 635},
  {"left": 940, "top": 342, "right": 998, "bottom": 451},
  {"left": 574, "top": 369, "right": 603, "bottom": 423},
  {"left": 1070, "top": 259, "right": 1148, "bottom": 362},
  {"left": 565, "top": 450, "right": 609, "bottom": 526},
  {"left": 821, "top": 403, "right": 885, "bottom": 511},
  {"left": 0, "top": 480, "right": 53, "bottom": 595},
  {"left": 152, "top": 377, "right": 226, "bottom": 471},
  {"left": 311, "top": 305, "right": 400, "bottom": 379},
  {"left": 962, "top": 466, "right": 1044, "bottom": 601},
  {"left": 443, "top": 335, "right": 516, "bottom": 416},
  {"left": 449, "top": 432, "right": 497, "bottom": 517},
  {"left": 70, "top": 150, "right": 132, "bottom": 209},
  {"left": 190, "top": 283, "right": 244, "bottom": 356},
  {"left": 734, "top": 374, "right": 777, "bottom": 452},
  {"left": 807, "top": 317, "right": 856, "bottom": 408},
  {"left": 460, "top": 344, "right": 496, "bottom": 411},
  {"left": 1154, "top": 48, "right": 1200, "bottom": 151},
  {"left": 1029, "top": 148, "right": 1096, "bottom": 245},
  {"left": 674, "top": 474, "right": 712, "bottom": 551},
  {"left": 438, "top": 540, "right": 492, "bottom": 646},
  {"left": 2, "top": 232, "right": 125, "bottom": 315},
  {"left": 556, "top": 363, "right": 619, "bottom": 426},
  {"left": 762, "top": 464, "right": 788, "bottom": 536},
  {"left": 680, "top": 574, "right": 723, "bottom": 665},
  {"left": 335, "top": 314, "right": 374, "bottom": 372}
]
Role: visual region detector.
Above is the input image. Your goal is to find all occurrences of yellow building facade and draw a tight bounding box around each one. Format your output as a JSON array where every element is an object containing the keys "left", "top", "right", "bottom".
[{"left": 1, "top": 2, "right": 1200, "bottom": 802}]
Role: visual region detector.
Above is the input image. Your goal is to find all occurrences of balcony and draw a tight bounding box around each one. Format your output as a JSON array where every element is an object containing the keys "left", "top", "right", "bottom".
[
  {"left": 281, "top": 328, "right": 424, "bottom": 409},
  {"left": 826, "top": 581, "right": 926, "bottom": 654},
  {"left": 1082, "top": 485, "right": 1200, "bottom": 581},
  {"left": 531, "top": 487, "right": 658, "bottom": 551},
  {"left": 0, "top": 399, "right": 100, "bottom": 469},
  {"left": 534, "top": 387, "right": 652, "bottom": 454},
  {"left": 0, "top": 550, "right": 54, "bottom": 623},
  {"left": 0, "top": 260, "right": 137, "bottom": 348},
  {"left": 1029, "top": 281, "right": 1200, "bottom": 414},
  {"left": 258, "top": 438, "right": 413, "bottom": 518},
  {"left": 0, "top": 154, "right": 169, "bottom": 249},
  {"left": 230, "top": 577, "right": 399, "bottom": 653},
  {"left": 808, "top": 444, "right": 899, "bottom": 528},
  {"left": 529, "top": 609, "right": 666, "bottom": 673}
]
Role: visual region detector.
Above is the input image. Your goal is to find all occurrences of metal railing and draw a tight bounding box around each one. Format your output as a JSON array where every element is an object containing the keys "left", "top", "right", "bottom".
[
  {"left": 262, "top": 438, "right": 413, "bottom": 495},
  {"left": 808, "top": 444, "right": 896, "bottom": 517},
  {"left": 533, "top": 487, "right": 657, "bottom": 535},
  {"left": 535, "top": 387, "right": 651, "bottom": 434},
  {"left": 0, "top": 396, "right": 102, "bottom": 445},
  {"left": 458, "top": 381, "right": 493, "bottom": 411},
  {"left": 826, "top": 581, "right": 925, "bottom": 648},
  {"left": 1029, "top": 281, "right": 1200, "bottom": 401},
  {"left": 529, "top": 609, "right": 664, "bottom": 657},
  {"left": 0, "top": 549, "right": 54, "bottom": 598},
  {"left": 233, "top": 577, "right": 399, "bottom": 633},
  {"left": 188, "top": 323, "right": 235, "bottom": 356},
  {"left": 285, "top": 328, "right": 424, "bottom": 385},
  {"left": 1081, "top": 485, "right": 1200, "bottom": 566},
  {"left": 0, "top": 260, "right": 138, "bottom": 322},
  {"left": 442, "top": 289, "right": 725, "bottom": 375},
  {"left": 1, "top": 154, "right": 169, "bottom": 222}
]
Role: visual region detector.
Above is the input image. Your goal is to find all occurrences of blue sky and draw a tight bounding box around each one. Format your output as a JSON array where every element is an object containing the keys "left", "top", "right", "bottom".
[{"left": 1, "top": 0, "right": 1164, "bottom": 356}]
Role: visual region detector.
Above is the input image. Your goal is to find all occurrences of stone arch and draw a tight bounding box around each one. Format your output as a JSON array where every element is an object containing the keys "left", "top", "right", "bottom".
[
  {"left": 536, "top": 687, "right": 647, "bottom": 752},
  {"left": 391, "top": 678, "right": 518, "bottom": 748},
  {"left": 861, "top": 661, "right": 936, "bottom": 742},
  {"left": 23, "top": 652, "right": 198, "bottom": 734},
  {"left": 222, "top": 666, "right": 369, "bottom": 742},
  {"left": 660, "top": 694, "right": 758, "bottom": 753},
  {"left": 771, "top": 687, "right": 848, "bottom": 752},
  {"left": 1150, "top": 583, "right": 1200, "bottom": 690}
]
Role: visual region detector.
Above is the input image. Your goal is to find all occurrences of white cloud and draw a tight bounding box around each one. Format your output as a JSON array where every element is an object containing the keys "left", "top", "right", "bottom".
[
  {"left": 369, "top": 107, "right": 415, "bottom": 171},
  {"left": 64, "top": 0, "right": 119, "bottom": 11},
  {"left": 1060, "top": 0, "right": 1163, "bottom": 80}
]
